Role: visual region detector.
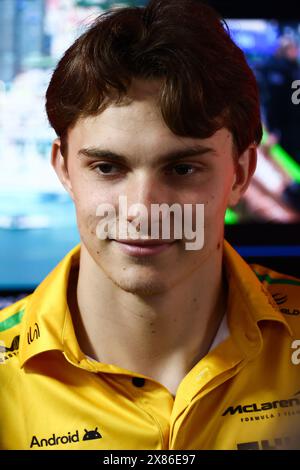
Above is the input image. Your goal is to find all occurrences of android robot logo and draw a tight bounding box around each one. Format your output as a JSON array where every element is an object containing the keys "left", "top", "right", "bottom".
[{"left": 83, "top": 427, "right": 102, "bottom": 441}]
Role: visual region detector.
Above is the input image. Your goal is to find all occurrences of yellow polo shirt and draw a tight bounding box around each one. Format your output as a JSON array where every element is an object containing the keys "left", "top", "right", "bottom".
[{"left": 1, "top": 241, "right": 300, "bottom": 450}]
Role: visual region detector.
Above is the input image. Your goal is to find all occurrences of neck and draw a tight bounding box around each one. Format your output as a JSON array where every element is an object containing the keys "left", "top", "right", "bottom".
[{"left": 68, "top": 244, "right": 228, "bottom": 395}]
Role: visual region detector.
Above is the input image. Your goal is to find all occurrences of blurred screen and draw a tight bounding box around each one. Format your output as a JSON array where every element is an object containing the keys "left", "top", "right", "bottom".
[
  {"left": 0, "top": 0, "right": 300, "bottom": 288},
  {"left": 227, "top": 19, "right": 300, "bottom": 224}
]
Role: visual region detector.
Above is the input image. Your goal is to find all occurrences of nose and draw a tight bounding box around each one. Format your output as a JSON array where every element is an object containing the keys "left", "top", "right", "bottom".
[
  {"left": 123, "top": 171, "right": 171, "bottom": 237},
  {"left": 126, "top": 171, "right": 165, "bottom": 215}
]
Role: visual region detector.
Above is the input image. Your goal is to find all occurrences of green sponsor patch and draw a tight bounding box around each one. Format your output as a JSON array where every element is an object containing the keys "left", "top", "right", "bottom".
[
  {"left": 255, "top": 273, "right": 300, "bottom": 287},
  {"left": 0, "top": 309, "right": 25, "bottom": 332}
]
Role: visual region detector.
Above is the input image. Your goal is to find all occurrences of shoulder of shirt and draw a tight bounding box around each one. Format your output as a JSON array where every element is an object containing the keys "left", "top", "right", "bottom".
[
  {"left": 249, "top": 262, "right": 300, "bottom": 332},
  {"left": 0, "top": 294, "right": 31, "bottom": 343}
]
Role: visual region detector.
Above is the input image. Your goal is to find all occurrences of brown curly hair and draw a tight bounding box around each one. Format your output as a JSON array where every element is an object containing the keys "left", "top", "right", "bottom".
[{"left": 45, "top": 0, "right": 262, "bottom": 159}]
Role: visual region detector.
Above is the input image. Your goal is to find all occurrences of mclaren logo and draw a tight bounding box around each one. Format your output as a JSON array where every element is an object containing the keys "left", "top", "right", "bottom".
[{"left": 223, "top": 395, "right": 300, "bottom": 416}]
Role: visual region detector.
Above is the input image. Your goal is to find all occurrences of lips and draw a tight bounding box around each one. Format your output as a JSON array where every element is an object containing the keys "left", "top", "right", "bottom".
[
  {"left": 111, "top": 239, "right": 176, "bottom": 257},
  {"left": 113, "top": 239, "right": 175, "bottom": 246}
]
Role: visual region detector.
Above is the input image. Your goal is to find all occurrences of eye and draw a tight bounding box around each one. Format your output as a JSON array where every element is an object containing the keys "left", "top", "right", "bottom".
[
  {"left": 171, "top": 164, "right": 196, "bottom": 176},
  {"left": 94, "top": 163, "right": 120, "bottom": 175}
]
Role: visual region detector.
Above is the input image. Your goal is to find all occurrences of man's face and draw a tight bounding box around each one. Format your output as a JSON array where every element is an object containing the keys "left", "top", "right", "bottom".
[{"left": 53, "top": 79, "right": 255, "bottom": 296}]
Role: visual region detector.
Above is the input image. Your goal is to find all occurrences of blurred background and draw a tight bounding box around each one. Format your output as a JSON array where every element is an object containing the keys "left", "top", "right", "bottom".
[{"left": 0, "top": 0, "right": 300, "bottom": 303}]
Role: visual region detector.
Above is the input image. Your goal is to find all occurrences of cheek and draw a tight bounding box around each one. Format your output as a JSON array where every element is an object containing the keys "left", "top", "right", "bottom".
[
  {"left": 207, "top": 169, "right": 234, "bottom": 206},
  {"left": 70, "top": 174, "right": 107, "bottom": 222},
  {"left": 73, "top": 187, "right": 119, "bottom": 243},
  {"left": 201, "top": 181, "right": 233, "bottom": 223},
  {"left": 76, "top": 209, "right": 97, "bottom": 240},
  {"left": 74, "top": 190, "right": 105, "bottom": 239}
]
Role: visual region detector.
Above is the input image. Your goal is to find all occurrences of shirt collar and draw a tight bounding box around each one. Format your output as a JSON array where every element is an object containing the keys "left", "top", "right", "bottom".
[
  {"left": 19, "top": 244, "right": 83, "bottom": 368},
  {"left": 19, "top": 240, "right": 292, "bottom": 368},
  {"left": 223, "top": 240, "right": 292, "bottom": 359}
]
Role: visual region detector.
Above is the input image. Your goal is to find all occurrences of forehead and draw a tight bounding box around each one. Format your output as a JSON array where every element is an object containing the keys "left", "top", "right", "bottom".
[
  {"left": 68, "top": 79, "right": 233, "bottom": 154},
  {"left": 76, "top": 79, "right": 166, "bottom": 133}
]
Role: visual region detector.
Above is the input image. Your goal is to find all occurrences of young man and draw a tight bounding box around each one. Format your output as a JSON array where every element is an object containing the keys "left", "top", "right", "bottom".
[{"left": 1, "top": 0, "right": 300, "bottom": 450}]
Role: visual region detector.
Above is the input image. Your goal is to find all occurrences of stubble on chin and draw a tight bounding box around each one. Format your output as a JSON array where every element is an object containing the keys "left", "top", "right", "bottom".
[
  {"left": 103, "top": 268, "right": 169, "bottom": 296},
  {"left": 95, "top": 255, "right": 169, "bottom": 297}
]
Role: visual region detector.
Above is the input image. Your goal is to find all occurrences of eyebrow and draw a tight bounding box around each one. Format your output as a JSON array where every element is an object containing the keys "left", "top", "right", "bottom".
[{"left": 77, "top": 144, "right": 217, "bottom": 164}]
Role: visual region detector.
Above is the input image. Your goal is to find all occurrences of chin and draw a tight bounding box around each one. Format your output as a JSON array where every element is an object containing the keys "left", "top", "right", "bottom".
[{"left": 110, "top": 274, "right": 169, "bottom": 296}]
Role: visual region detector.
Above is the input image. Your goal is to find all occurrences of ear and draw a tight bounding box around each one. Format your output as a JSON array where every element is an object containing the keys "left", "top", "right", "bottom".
[
  {"left": 228, "top": 144, "right": 257, "bottom": 207},
  {"left": 51, "top": 138, "right": 75, "bottom": 201}
]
